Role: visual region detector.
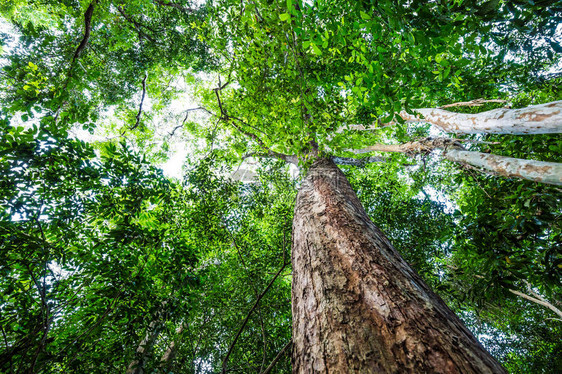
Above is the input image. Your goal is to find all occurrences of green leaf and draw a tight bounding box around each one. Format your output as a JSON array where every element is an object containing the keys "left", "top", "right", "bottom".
[
  {"left": 279, "top": 13, "right": 290, "bottom": 21},
  {"left": 360, "top": 11, "right": 371, "bottom": 20},
  {"left": 312, "top": 43, "right": 321, "bottom": 55}
]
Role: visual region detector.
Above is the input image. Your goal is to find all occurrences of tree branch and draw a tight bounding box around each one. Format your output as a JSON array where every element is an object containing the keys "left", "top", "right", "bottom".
[
  {"left": 126, "top": 320, "right": 163, "bottom": 374},
  {"left": 398, "top": 100, "right": 562, "bottom": 135},
  {"left": 439, "top": 98, "right": 508, "bottom": 109},
  {"left": 353, "top": 137, "right": 463, "bottom": 155},
  {"left": 260, "top": 341, "right": 292, "bottom": 374},
  {"left": 508, "top": 289, "right": 562, "bottom": 320},
  {"left": 159, "top": 324, "right": 185, "bottom": 368},
  {"left": 116, "top": 6, "right": 157, "bottom": 42},
  {"left": 63, "top": 284, "right": 130, "bottom": 361},
  {"left": 354, "top": 137, "right": 562, "bottom": 185},
  {"left": 331, "top": 156, "right": 386, "bottom": 167},
  {"left": 221, "top": 261, "right": 289, "bottom": 374},
  {"left": 131, "top": 73, "right": 148, "bottom": 130},
  {"left": 211, "top": 82, "right": 275, "bottom": 151},
  {"left": 71, "top": 1, "right": 96, "bottom": 65},
  {"left": 59, "top": 1, "right": 96, "bottom": 96},
  {"left": 444, "top": 149, "right": 562, "bottom": 186},
  {"left": 347, "top": 100, "right": 562, "bottom": 135}
]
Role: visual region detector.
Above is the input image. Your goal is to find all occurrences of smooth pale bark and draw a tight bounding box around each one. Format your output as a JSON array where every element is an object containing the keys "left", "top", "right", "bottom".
[
  {"left": 357, "top": 142, "right": 431, "bottom": 154},
  {"left": 291, "top": 158, "right": 506, "bottom": 373},
  {"left": 399, "top": 101, "right": 562, "bottom": 135},
  {"left": 355, "top": 138, "right": 562, "bottom": 186},
  {"left": 508, "top": 289, "right": 562, "bottom": 320},
  {"left": 443, "top": 149, "right": 562, "bottom": 186}
]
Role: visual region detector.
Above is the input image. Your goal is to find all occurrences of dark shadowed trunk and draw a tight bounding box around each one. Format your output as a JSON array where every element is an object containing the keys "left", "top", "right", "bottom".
[{"left": 291, "top": 158, "right": 506, "bottom": 373}]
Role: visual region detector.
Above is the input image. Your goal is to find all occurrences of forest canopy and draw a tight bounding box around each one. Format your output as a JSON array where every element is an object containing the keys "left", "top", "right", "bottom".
[{"left": 0, "top": 0, "right": 561, "bottom": 373}]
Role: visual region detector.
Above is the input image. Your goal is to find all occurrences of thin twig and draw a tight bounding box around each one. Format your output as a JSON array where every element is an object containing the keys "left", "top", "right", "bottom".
[
  {"left": 116, "top": 6, "right": 157, "bottom": 42},
  {"left": 228, "top": 115, "right": 270, "bottom": 138},
  {"left": 168, "top": 109, "right": 196, "bottom": 138},
  {"left": 260, "top": 341, "right": 292, "bottom": 374},
  {"left": 214, "top": 74, "right": 232, "bottom": 91},
  {"left": 222, "top": 221, "right": 248, "bottom": 268},
  {"left": 257, "top": 305, "right": 267, "bottom": 372},
  {"left": 131, "top": 72, "right": 148, "bottom": 130},
  {"left": 63, "top": 289, "right": 124, "bottom": 355},
  {"left": 463, "top": 166, "right": 492, "bottom": 199},
  {"left": 221, "top": 262, "right": 289, "bottom": 373}
]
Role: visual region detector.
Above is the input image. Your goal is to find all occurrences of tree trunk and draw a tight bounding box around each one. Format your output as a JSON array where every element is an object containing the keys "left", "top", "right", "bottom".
[
  {"left": 158, "top": 325, "right": 185, "bottom": 371},
  {"left": 443, "top": 149, "right": 562, "bottom": 186},
  {"left": 399, "top": 101, "right": 562, "bottom": 135},
  {"left": 127, "top": 320, "right": 163, "bottom": 374},
  {"left": 291, "top": 158, "right": 506, "bottom": 373}
]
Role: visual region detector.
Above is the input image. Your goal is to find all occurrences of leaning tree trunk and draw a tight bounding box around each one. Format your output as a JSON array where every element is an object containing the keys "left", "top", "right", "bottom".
[{"left": 291, "top": 158, "right": 506, "bottom": 373}]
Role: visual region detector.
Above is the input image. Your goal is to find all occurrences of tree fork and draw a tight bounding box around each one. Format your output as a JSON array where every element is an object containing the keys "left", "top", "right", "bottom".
[{"left": 291, "top": 158, "right": 506, "bottom": 373}]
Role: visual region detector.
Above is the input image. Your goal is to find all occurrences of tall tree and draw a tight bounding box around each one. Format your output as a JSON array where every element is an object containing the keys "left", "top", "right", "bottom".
[
  {"left": 198, "top": 0, "right": 561, "bottom": 370},
  {"left": 1, "top": 0, "right": 561, "bottom": 372}
]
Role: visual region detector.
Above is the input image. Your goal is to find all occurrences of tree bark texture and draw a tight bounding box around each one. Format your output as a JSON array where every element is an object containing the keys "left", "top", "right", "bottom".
[
  {"left": 291, "top": 158, "right": 506, "bottom": 373},
  {"left": 399, "top": 100, "right": 562, "bottom": 135},
  {"left": 443, "top": 149, "right": 562, "bottom": 186}
]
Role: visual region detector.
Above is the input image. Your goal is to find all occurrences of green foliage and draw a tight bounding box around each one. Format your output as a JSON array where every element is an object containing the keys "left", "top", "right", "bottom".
[
  {"left": 0, "top": 0, "right": 214, "bottom": 136},
  {"left": 1, "top": 0, "right": 561, "bottom": 372},
  {"left": 0, "top": 126, "right": 297, "bottom": 371}
]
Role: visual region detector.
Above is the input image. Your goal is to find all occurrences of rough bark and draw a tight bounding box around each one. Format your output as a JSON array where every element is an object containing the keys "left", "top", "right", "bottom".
[
  {"left": 443, "top": 149, "right": 562, "bottom": 186},
  {"left": 291, "top": 158, "right": 506, "bottom": 373},
  {"left": 399, "top": 101, "right": 562, "bottom": 135}
]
